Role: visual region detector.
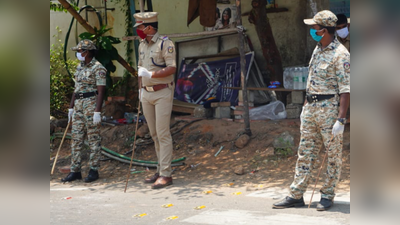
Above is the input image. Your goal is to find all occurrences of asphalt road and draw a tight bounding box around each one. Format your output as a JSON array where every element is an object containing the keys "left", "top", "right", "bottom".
[{"left": 50, "top": 178, "right": 350, "bottom": 225}]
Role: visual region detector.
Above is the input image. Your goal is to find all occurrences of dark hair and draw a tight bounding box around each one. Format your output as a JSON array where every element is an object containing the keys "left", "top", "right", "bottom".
[
  {"left": 143, "top": 22, "right": 158, "bottom": 29},
  {"left": 336, "top": 14, "right": 348, "bottom": 26},
  {"left": 321, "top": 26, "right": 336, "bottom": 35},
  {"left": 216, "top": 7, "right": 220, "bottom": 18},
  {"left": 221, "top": 8, "right": 232, "bottom": 25}
]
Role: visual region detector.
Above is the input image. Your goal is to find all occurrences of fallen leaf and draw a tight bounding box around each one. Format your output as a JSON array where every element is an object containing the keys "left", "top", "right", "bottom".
[
  {"left": 232, "top": 192, "right": 242, "bottom": 195},
  {"left": 194, "top": 205, "right": 206, "bottom": 210},
  {"left": 162, "top": 203, "right": 174, "bottom": 208},
  {"left": 166, "top": 216, "right": 179, "bottom": 220},
  {"left": 133, "top": 213, "right": 147, "bottom": 218}
]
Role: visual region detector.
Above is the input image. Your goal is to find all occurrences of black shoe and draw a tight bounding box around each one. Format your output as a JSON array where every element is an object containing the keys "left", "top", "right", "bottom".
[
  {"left": 273, "top": 196, "right": 305, "bottom": 209},
  {"left": 317, "top": 198, "right": 333, "bottom": 211},
  {"left": 61, "top": 172, "right": 82, "bottom": 182},
  {"left": 84, "top": 169, "right": 99, "bottom": 183}
]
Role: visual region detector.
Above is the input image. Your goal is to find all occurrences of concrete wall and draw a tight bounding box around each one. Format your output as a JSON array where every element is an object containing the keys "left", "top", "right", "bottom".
[
  {"left": 50, "top": 0, "right": 330, "bottom": 77},
  {"left": 50, "top": 0, "right": 133, "bottom": 78}
]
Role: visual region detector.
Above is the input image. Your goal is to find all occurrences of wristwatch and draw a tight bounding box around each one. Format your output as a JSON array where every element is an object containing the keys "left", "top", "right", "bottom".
[{"left": 337, "top": 118, "right": 347, "bottom": 125}]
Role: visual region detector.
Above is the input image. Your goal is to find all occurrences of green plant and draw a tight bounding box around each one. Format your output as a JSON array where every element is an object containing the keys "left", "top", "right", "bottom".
[
  {"left": 50, "top": 27, "right": 79, "bottom": 116},
  {"left": 50, "top": 1, "right": 79, "bottom": 12},
  {"left": 79, "top": 25, "right": 122, "bottom": 96},
  {"left": 274, "top": 137, "right": 294, "bottom": 157}
]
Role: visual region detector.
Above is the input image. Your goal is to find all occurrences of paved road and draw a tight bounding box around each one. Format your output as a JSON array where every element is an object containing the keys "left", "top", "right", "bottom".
[{"left": 50, "top": 180, "right": 350, "bottom": 225}]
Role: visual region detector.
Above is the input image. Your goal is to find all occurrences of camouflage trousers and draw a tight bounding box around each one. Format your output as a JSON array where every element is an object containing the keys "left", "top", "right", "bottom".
[
  {"left": 289, "top": 97, "right": 343, "bottom": 200},
  {"left": 70, "top": 96, "right": 101, "bottom": 172}
]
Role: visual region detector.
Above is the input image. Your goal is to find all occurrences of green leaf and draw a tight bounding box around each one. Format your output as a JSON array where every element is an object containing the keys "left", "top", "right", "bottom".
[
  {"left": 79, "top": 32, "right": 95, "bottom": 40},
  {"left": 106, "top": 36, "right": 121, "bottom": 44},
  {"left": 99, "top": 37, "right": 112, "bottom": 50}
]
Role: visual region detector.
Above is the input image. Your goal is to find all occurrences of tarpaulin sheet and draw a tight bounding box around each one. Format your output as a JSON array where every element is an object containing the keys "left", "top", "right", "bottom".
[{"left": 174, "top": 52, "right": 254, "bottom": 106}]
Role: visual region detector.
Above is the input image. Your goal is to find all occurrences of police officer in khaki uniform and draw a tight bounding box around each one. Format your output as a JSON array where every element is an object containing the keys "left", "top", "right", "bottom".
[
  {"left": 273, "top": 10, "right": 350, "bottom": 211},
  {"left": 133, "top": 12, "right": 176, "bottom": 189}
]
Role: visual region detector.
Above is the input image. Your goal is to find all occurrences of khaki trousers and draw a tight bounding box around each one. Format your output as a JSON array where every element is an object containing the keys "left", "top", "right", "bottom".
[{"left": 141, "top": 86, "right": 174, "bottom": 177}]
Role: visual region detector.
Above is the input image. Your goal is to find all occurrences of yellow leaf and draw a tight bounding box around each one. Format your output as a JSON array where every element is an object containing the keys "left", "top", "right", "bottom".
[
  {"left": 232, "top": 192, "right": 242, "bottom": 195},
  {"left": 166, "top": 216, "right": 179, "bottom": 220},
  {"left": 194, "top": 205, "right": 206, "bottom": 210},
  {"left": 133, "top": 213, "right": 147, "bottom": 218},
  {"left": 162, "top": 203, "right": 174, "bottom": 208},
  {"left": 202, "top": 190, "right": 212, "bottom": 194}
]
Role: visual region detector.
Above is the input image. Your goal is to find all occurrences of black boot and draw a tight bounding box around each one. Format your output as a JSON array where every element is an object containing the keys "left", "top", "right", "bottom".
[
  {"left": 61, "top": 172, "right": 82, "bottom": 182},
  {"left": 84, "top": 169, "right": 99, "bottom": 183},
  {"left": 273, "top": 196, "right": 305, "bottom": 209},
  {"left": 316, "top": 198, "right": 333, "bottom": 211}
]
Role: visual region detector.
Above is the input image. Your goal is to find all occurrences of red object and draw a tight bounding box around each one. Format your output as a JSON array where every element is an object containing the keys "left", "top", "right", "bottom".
[{"left": 117, "top": 118, "right": 127, "bottom": 124}]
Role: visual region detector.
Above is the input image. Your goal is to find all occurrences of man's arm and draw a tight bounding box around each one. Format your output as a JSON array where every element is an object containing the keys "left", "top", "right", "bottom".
[
  {"left": 338, "top": 93, "right": 350, "bottom": 118},
  {"left": 95, "top": 85, "right": 106, "bottom": 112},
  {"left": 151, "top": 66, "right": 176, "bottom": 78}
]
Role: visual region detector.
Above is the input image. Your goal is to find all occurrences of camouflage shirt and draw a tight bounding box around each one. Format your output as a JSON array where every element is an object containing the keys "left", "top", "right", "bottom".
[
  {"left": 307, "top": 38, "right": 350, "bottom": 95},
  {"left": 74, "top": 57, "right": 107, "bottom": 93}
]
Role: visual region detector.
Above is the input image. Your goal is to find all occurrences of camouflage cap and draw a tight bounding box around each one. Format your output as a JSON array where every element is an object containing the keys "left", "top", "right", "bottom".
[
  {"left": 304, "top": 10, "right": 338, "bottom": 27},
  {"left": 71, "top": 39, "right": 97, "bottom": 51}
]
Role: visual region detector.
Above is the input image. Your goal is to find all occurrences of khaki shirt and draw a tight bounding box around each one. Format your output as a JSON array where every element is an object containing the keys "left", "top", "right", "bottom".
[
  {"left": 338, "top": 33, "right": 350, "bottom": 52},
  {"left": 138, "top": 32, "right": 176, "bottom": 86},
  {"left": 74, "top": 57, "right": 107, "bottom": 93},
  {"left": 307, "top": 38, "right": 350, "bottom": 95}
]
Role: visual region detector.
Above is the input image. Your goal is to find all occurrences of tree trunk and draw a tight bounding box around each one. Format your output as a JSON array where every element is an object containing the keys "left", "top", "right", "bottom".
[
  {"left": 248, "top": 0, "right": 283, "bottom": 84},
  {"left": 57, "top": 0, "right": 136, "bottom": 77}
]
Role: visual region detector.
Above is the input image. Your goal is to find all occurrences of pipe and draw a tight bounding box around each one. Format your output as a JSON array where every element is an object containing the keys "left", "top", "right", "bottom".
[{"left": 53, "top": 133, "right": 186, "bottom": 164}]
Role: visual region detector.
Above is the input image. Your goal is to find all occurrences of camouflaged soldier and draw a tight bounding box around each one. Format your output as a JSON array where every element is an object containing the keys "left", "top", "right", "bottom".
[
  {"left": 273, "top": 10, "right": 350, "bottom": 211},
  {"left": 61, "top": 39, "right": 106, "bottom": 183},
  {"left": 133, "top": 12, "right": 177, "bottom": 189}
]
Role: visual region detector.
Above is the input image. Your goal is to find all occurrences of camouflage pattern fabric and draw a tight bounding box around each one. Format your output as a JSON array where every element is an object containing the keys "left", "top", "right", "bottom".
[
  {"left": 289, "top": 98, "right": 343, "bottom": 200},
  {"left": 307, "top": 38, "right": 350, "bottom": 95},
  {"left": 70, "top": 97, "right": 102, "bottom": 172},
  {"left": 74, "top": 58, "right": 107, "bottom": 93},
  {"left": 304, "top": 10, "right": 338, "bottom": 27},
  {"left": 70, "top": 57, "right": 106, "bottom": 173},
  {"left": 71, "top": 39, "right": 97, "bottom": 51},
  {"left": 289, "top": 37, "right": 350, "bottom": 201}
]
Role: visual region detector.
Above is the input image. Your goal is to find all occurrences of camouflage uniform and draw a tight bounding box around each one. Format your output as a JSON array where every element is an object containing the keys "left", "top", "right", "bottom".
[
  {"left": 289, "top": 37, "right": 350, "bottom": 200},
  {"left": 70, "top": 40, "right": 107, "bottom": 173}
]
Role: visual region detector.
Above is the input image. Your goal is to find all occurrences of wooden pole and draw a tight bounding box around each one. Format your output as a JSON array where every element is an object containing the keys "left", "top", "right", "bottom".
[
  {"left": 236, "top": 0, "right": 252, "bottom": 136},
  {"left": 139, "top": 0, "right": 144, "bottom": 13},
  {"left": 51, "top": 122, "right": 71, "bottom": 175},
  {"left": 57, "top": 0, "right": 136, "bottom": 76},
  {"left": 122, "top": 28, "right": 238, "bottom": 41}
]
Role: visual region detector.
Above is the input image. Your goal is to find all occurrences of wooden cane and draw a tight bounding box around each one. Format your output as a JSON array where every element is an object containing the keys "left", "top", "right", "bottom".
[
  {"left": 51, "top": 122, "right": 71, "bottom": 175},
  {"left": 308, "top": 135, "right": 335, "bottom": 208},
  {"left": 124, "top": 102, "right": 142, "bottom": 193}
]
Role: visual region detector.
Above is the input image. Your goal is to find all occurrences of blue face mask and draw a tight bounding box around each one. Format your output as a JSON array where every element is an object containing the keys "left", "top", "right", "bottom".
[{"left": 310, "top": 28, "right": 324, "bottom": 42}]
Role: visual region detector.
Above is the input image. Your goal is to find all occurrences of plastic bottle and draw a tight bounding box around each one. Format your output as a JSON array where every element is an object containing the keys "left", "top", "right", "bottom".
[
  {"left": 293, "top": 67, "right": 300, "bottom": 90},
  {"left": 283, "top": 67, "right": 293, "bottom": 89},
  {"left": 303, "top": 67, "right": 309, "bottom": 89},
  {"left": 297, "top": 67, "right": 304, "bottom": 90}
]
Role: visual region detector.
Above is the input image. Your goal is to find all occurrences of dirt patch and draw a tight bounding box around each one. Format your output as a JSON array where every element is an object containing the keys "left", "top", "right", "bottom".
[{"left": 50, "top": 116, "right": 350, "bottom": 192}]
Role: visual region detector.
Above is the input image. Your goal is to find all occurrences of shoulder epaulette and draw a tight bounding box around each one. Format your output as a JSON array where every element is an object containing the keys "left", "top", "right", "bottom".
[{"left": 161, "top": 36, "right": 169, "bottom": 41}]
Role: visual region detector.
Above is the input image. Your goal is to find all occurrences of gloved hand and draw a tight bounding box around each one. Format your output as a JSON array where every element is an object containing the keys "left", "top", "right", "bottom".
[
  {"left": 68, "top": 108, "right": 74, "bottom": 123},
  {"left": 138, "top": 66, "right": 152, "bottom": 78},
  {"left": 332, "top": 120, "right": 344, "bottom": 136},
  {"left": 93, "top": 112, "right": 101, "bottom": 125}
]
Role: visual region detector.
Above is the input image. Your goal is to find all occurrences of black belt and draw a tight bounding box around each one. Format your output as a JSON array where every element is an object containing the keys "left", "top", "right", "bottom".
[
  {"left": 306, "top": 94, "right": 335, "bottom": 103},
  {"left": 74, "top": 91, "right": 98, "bottom": 99}
]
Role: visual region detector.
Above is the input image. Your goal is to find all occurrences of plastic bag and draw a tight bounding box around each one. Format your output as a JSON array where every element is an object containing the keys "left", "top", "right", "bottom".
[{"left": 249, "top": 101, "right": 287, "bottom": 120}]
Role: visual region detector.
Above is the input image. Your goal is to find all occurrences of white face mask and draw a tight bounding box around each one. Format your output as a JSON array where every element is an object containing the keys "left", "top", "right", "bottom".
[
  {"left": 337, "top": 26, "right": 349, "bottom": 38},
  {"left": 76, "top": 51, "right": 86, "bottom": 61}
]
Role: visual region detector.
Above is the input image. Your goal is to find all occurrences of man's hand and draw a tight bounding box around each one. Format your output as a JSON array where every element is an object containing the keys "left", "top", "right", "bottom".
[
  {"left": 138, "top": 66, "right": 152, "bottom": 78},
  {"left": 68, "top": 108, "right": 74, "bottom": 123},
  {"left": 332, "top": 120, "right": 344, "bottom": 136},
  {"left": 93, "top": 112, "right": 101, "bottom": 125}
]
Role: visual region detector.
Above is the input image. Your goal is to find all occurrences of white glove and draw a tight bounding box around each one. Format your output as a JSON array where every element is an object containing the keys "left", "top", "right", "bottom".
[
  {"left": 138, "top": 66, "right": 152, "bottom": 78},
  {"left": 93, "top": 112, "right": 101, "bottom": 125},
  {"left": 68, "top": 108, "right": 74, "bottom": 123},
  {"left": 332, "top": 120, "right": 344, "bottom": 136}
]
